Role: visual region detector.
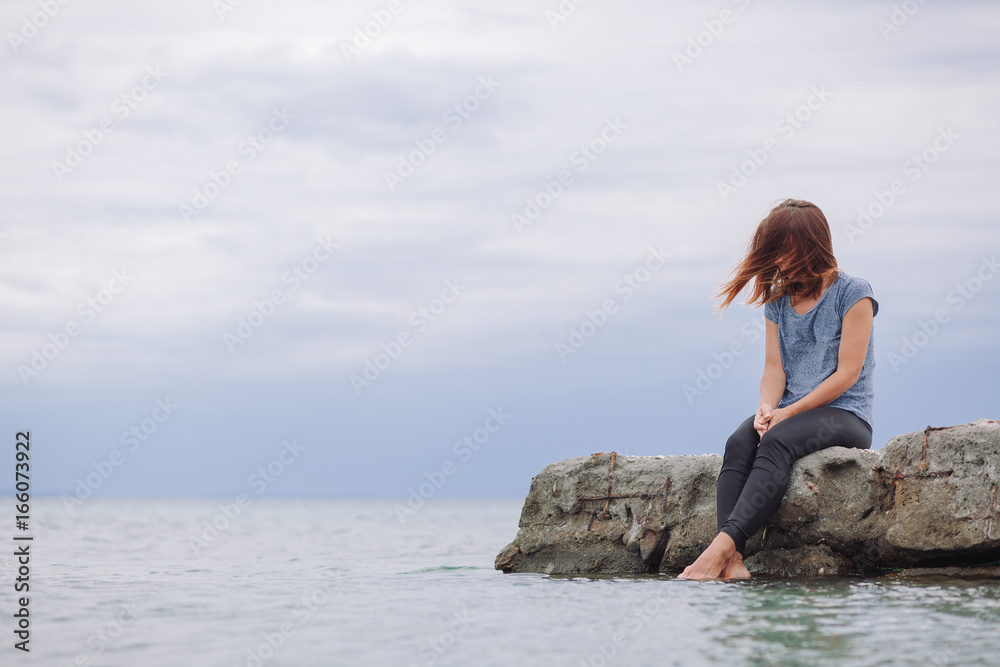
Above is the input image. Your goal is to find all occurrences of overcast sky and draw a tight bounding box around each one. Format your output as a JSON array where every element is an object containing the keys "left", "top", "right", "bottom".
[{"left": 2, "top": 0, "right": 998, "bottom": 502}]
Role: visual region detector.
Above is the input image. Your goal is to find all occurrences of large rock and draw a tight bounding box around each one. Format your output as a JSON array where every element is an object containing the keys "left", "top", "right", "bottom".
[{"left": 495, "top": 419, "right": 1000, "bottom": 576}]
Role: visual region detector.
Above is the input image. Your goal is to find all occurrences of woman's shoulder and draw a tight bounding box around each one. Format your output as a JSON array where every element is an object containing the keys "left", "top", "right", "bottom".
[
  {"left": 832, "top": 269, "right": 879, "bottom": 316},
  {"left": 764, "top": 292, "right": 786, "bottom": 321},
  {"left": 834, "top": 269, "right": 874, "bottom": 292}
]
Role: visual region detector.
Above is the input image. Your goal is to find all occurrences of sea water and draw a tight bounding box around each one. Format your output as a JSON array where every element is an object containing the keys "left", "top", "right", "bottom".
[{"left": 3, "top": 498, "right": 999, "bottom": 666}]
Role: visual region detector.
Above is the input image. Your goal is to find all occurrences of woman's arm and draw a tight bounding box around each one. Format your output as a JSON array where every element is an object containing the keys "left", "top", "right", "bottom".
[
  {"left": 767, "top": 297, "right": 875, "bottom": 426},
  {"left": 755, "top": 318, "right": 785, "bottom": 435},
  {"left": 759, "top": 318, "right": 785, "bottom": 408}
]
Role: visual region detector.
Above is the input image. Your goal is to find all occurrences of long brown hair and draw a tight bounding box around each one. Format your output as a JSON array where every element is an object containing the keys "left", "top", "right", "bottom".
[{"left": 714, "top": 199, "right": 840, "bottom": 314}]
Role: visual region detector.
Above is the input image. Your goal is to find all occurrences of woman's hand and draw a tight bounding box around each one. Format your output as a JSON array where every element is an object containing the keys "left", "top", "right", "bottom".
[
  {"left": 764, "top": 406, "right": 793, "bottom": 431},
  {"left": 754, "top": 403, "right": 773, "bottom": 437}
]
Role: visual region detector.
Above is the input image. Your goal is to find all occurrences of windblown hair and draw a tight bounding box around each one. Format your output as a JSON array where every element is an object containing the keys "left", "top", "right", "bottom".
[{"left": 714, "top": 199, "right": 840, "bottom": 314}]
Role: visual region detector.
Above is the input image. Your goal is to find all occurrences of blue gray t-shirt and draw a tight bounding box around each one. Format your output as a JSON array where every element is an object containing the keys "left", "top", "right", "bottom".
[{"left": 764, "top": 269, "right": 878, "bottom": 428}]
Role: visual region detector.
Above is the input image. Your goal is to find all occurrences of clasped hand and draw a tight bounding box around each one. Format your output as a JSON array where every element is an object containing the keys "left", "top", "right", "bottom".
[{"left": 754, "top": 403, "right": 790, "bottom": 439}]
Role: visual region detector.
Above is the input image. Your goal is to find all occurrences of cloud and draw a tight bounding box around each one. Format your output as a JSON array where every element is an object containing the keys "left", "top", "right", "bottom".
[{"left": 2, "top": 0, "right": 998, "bottom": 497}]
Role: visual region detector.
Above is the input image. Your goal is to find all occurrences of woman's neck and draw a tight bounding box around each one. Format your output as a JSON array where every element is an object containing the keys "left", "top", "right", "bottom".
[{"left": 790, "top": 270, "right": 837, "bottom": 302}]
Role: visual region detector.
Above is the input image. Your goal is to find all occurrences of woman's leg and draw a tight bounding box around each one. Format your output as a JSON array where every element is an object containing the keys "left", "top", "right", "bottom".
[
  {"left": 678, "top": 415, "right": 758, "bottom": 580},
  {"left": 718, "top": 407, "right": 873, "bottom": 556},
  {"left": 681, "top": 407, "right": 871, "bottom": 579},
  {"left": 716, "top": 414, "right": 761, "bottom": 533},
  {"left": 716, "top": 415, "right": 760, "bottom": 579}
]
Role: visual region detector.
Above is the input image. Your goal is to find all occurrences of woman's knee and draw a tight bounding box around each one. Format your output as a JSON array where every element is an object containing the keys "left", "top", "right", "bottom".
[
  {"left": 757, "top": 429, "right": 792, "bottom": 453},
  {"left": 761, "top": 411, "right": 838, "bottom": 458},
  {"left": 724, "top": 431, "right": 753, "bottom": 457},
  {"left": 760, "top": 430, "right": 811, "bottom": 458},
  {"left": 723, "top": 416, "right": 758, "bottom": 461},
  {"left": 797, "top": 408, "right": 873, "bottom": 452},
  {"left": 753, "top": 434, "right": 797, "bottom": 479}
]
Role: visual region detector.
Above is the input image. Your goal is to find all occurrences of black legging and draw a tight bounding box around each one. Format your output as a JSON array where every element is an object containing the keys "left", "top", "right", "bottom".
[{"left": 717, "top": 406, "right": 873, "bottom": 556}]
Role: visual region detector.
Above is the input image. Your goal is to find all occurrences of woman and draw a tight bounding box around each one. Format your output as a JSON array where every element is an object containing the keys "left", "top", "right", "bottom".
[{"left": 679, "top": 199, "right": 878, "bottom": 580}]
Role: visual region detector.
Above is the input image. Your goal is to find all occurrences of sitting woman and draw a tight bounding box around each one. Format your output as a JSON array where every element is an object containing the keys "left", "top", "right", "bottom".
[{"left": 679, "top": 198, "right": 878, "bottom": 580}]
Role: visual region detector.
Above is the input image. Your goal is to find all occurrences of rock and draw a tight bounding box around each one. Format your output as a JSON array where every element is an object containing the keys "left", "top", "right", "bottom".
[
  {"left": 495, "top": 419, "right": 1000, "bottom": 577},
  {"left": 744, "top": 544, "right": 857, "bottom": 577},
  {"left": 887, "top": 565, "right": 1000, "bottom": 578},
  {"left": 875, "top": 421, "right": 1000, "bottom": 565}
]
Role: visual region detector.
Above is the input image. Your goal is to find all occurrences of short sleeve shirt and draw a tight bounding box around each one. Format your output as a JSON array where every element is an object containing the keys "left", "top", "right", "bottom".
[{"left": 764, "top": 269, "right": 878, "bottom": 428}]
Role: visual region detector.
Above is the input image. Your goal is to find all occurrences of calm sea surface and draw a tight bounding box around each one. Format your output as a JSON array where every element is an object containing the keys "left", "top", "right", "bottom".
[{"left": 3, "top": 498, "right": 1000, "bottom": 666}]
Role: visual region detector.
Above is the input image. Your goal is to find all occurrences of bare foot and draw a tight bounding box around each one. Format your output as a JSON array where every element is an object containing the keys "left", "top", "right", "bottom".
[
  {"left": 719, "top": 552, "right": 751, "bottom": 579},
  {"left": 677, "top": 533, "right": 737, "bottom": 580}
]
